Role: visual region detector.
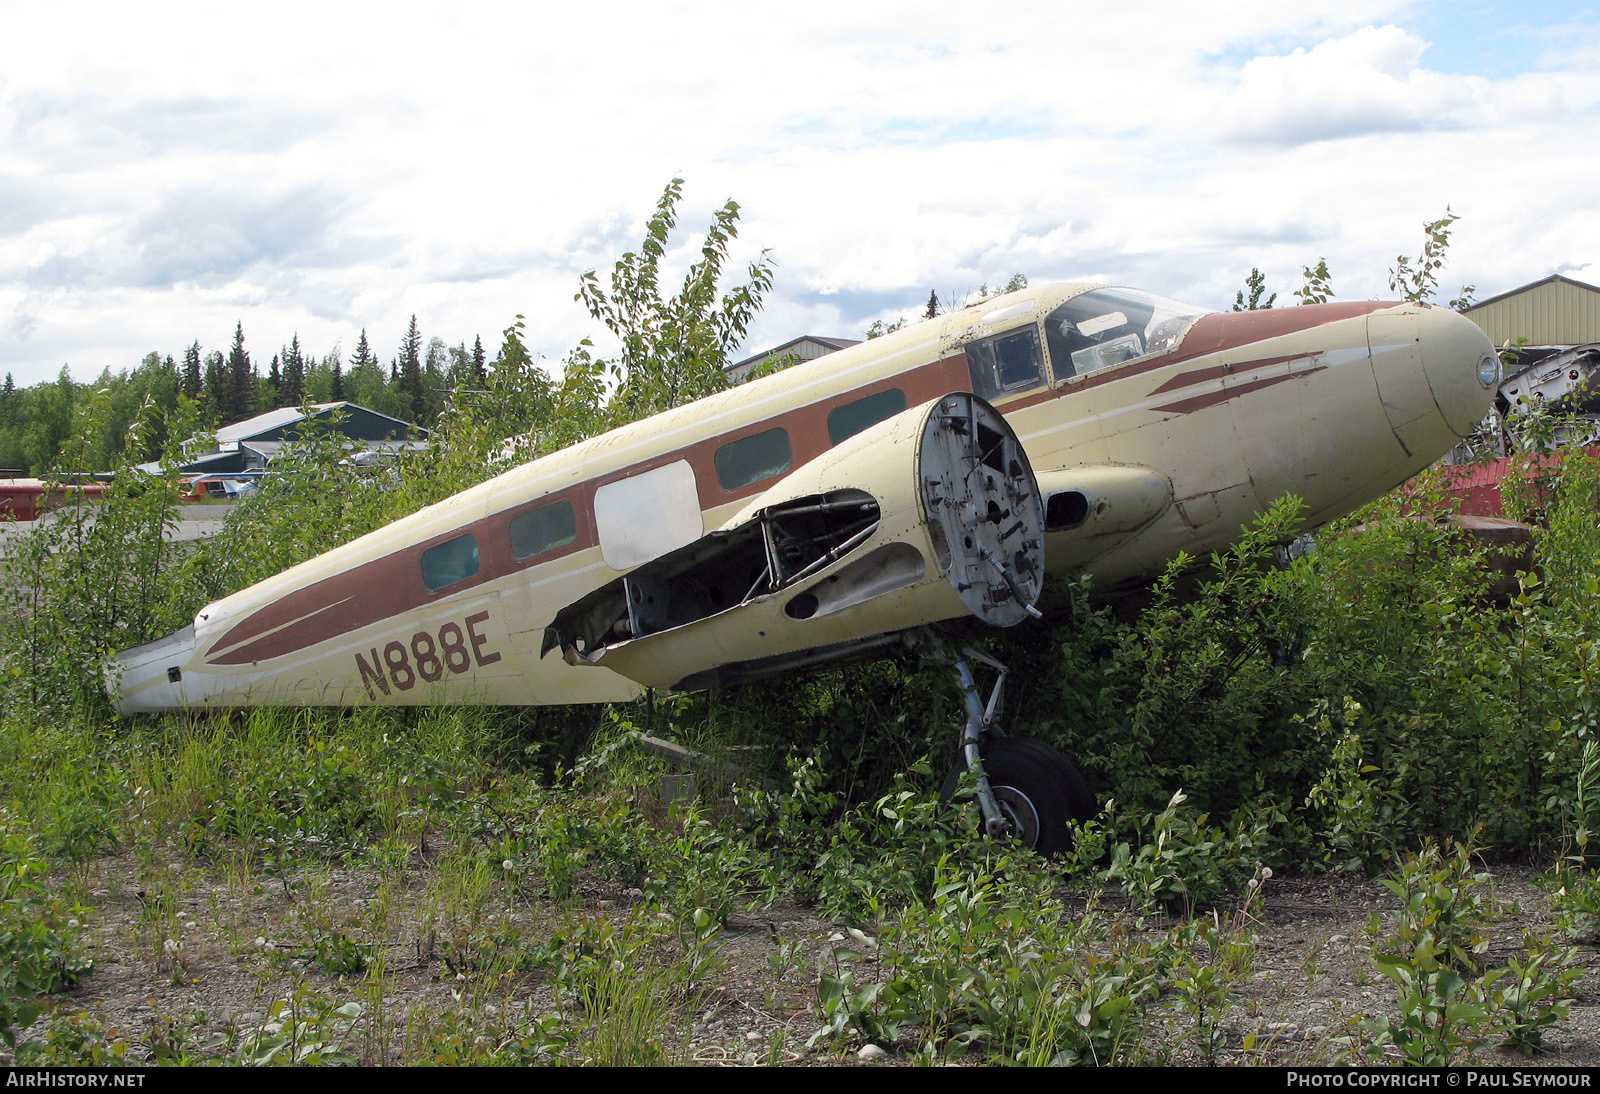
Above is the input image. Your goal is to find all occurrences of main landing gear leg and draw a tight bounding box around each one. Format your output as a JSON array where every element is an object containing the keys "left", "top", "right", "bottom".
[
  {"left": 916, "top": 631, "right": 1095, "bottom": 856},
  {"left": 949, "top": 643, "right": 1013, "bottom": 841}
]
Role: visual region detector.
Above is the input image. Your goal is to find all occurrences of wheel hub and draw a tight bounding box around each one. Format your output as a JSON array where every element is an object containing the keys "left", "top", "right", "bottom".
[{"left": 990, "top": 784, "right": 1041, "bottom": 848}]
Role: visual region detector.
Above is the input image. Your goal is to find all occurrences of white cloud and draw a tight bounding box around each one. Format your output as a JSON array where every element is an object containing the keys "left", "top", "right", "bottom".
[
  {"left": 0, "top": 3, "right": 1597, "bottom": 386},
  {"left": 1204, "top": 25, "right": 1470, "bottom": 144}
]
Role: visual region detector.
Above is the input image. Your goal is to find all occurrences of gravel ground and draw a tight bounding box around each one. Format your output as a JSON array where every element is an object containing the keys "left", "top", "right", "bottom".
[{"left": 21, "top": 846, "right": 1600, "bottom": 1067}]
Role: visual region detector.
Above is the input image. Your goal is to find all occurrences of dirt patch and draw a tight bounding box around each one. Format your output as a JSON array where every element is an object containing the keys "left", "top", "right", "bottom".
[{"left": 21, "top": 849, "right": 1600, "bottom": 1067}]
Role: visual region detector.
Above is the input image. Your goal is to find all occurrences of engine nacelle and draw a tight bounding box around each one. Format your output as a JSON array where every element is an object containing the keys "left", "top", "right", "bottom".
[
  {"left": 545, "top": 392, "right": 1045, "bottom": 690},
  {"left": 1036, "top": 465, "right": 1174, "bottom": 571}
]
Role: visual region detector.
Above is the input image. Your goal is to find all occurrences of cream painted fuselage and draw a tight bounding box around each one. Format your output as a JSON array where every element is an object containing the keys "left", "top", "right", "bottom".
[{"left": 110, "top": 283, "right": 1498, "bottom": 714}]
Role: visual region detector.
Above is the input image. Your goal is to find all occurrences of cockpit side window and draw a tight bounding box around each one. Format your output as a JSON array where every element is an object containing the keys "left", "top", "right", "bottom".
[
  {"left": 965, "top": 326, "right": 1045, "bottom": 402},
  {"left": 1045, "top": 287, "right": 1211, "bottom": 382}
]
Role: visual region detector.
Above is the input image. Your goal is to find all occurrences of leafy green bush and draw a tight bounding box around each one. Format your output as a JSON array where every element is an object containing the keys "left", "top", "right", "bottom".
[
  {"left": 1014, "top": 499, "right": 1319, "bottom": 829},
  {"left": 986, "top": 453, "right": 1600, "bottom": 863},
  {"left": 1169, "top": 909, "right": 1260, "bottom": 1064},
  {"left": 1376, "top": 841, "right": 1494, "bottom": 974},
  {"left": 806, "top": 764, "right": 982, "bottom": 922},
  {"left": 234, "top": 989, "right": 365, "bottom": 1066},
  {"left": 1487, "top": 937, "right": 1579, "bottom": 1054},
  {"left": 1107, "top": 790, "right": 1269, "bottom": 915},
  {"left": 1369, "top": 934, "right": 1492, "bottom": 1066},
  {"left": 9, "top": 1012, "right": 128, "bottom": 1066},
  {"left": 0, "top": 823, "right": 92, "bottom": 1051},
  {"left": 1366, "top": 842, "right": 1577, "bottom": 1063},
  {"left": 811, "top": 861, "right": 1171, "bottom": 1064},
  {"left": 1549, "top": 864, "right": 1600, "bottom": 944},
  {"left": 0, "top": 396, "right": 196, "bottom": 723}
]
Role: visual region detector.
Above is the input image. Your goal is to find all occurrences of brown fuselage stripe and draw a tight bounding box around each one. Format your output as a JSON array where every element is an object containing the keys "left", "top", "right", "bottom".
[
  {"left": 204, "top": 301, "right": 1392, "bottom": 666},
  {"left": 1150, "top": 367, "right": 1328, "bottom": 415},
  {"left": 1146, "top": 352, "right": 1323, "bottom": 396},
  {"left": 205, "top": 359, "right": 970, "bottom": 665}
]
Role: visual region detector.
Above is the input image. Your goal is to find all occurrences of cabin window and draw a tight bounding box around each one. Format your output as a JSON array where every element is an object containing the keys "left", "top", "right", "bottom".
[
  {"left": 827, "top": 389, "right": 907, "bottom": 446},
  {"left": 714, "top": 428, "right": 793, "bottom": 492},
  {"left": 421, "top": 533, "right": 480, "bottom": 592},
  {"left": 509, "top": 500, "right": 577, "bottom": 560},
  {"left": 965, "top": 327, "right": 1045, "bottom": 401}
]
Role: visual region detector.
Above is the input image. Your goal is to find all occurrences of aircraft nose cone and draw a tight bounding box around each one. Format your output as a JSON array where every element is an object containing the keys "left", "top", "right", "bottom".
[{"left": 1418, "top": 306, "right": 1499, "bottom": 437}]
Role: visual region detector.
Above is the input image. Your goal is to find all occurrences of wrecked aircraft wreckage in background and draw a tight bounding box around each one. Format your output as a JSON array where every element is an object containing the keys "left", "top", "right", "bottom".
[
  {"left": 1491, "top": 342, "right": 1600, "bottom": 452},
  {"left": 1433, "top": 341, "right": 1599, "bottom": 525},
  {"left": 109, "top": 281, "right": 1500, "bottom": 852}
]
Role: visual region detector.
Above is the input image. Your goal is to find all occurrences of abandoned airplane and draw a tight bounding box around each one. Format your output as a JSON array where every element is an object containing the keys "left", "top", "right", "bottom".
[{"left": 108, "top": 281, "right": 1500, "bottom": 850}]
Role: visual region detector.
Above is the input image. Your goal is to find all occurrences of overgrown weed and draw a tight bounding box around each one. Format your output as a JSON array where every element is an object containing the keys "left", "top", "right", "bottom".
[
  {"left": 1365, "top": 842, "right": 1580, "bottom": 1064},
  {"left": 811, "top": 858, "right": 1172, "bottom": 1064}
]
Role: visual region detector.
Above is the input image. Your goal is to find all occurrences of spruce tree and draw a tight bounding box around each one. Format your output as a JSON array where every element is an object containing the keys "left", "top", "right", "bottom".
[
  {"left": 398, "top": 315, "right": 424, "bottom": 423},
  {"left": 345, "top": 330, "right": 380, "bottom": 408},
  {"left": 268, "top": 353, "right": 283, "bottom": 405},
  {"left": 472, "top": 335, "right": 487, "bottom": 386},
  {"left": 283, "top": 333, "right": 306, "bottom": 407},
  {"left": 203, "top": 351, "right": 225, "bottom": 423},
  {"left": 225, "top": 322, "right": 253, "bottom": 422},
  {"left": 331, "top": 358, "right": 345, "bottom": 401},
  {"left": 351, "top": 328, "right": 376, "bottom": 371},
  {"left": 182, "top": 341, "right": 202, "bottom": 398}
]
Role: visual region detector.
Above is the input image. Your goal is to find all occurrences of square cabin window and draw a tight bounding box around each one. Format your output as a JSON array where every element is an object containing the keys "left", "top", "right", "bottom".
[
  {"left": 509, "top": 500, "right": 577, "bottom": 560},
  {"left": 827, "top": 388, "right": 907, "bottom": 446},
  {"left": 714, "top": 428, "right": 792, "bottom": 492},
  {"left": 421, "top": 533, "right": 479, "bottom": 592},
  {"left": 966, "top": 327, "right": 1044, "bottom": 401}
]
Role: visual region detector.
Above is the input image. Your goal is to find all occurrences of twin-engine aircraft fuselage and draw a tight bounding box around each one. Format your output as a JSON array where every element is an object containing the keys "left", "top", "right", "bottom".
[{"left": 111, "top": 282, "right": 1499, "bottom": 715}]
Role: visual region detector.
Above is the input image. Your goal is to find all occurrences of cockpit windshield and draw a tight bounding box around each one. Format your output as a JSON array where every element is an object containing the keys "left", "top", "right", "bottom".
[{"left": 1044, "top": 287, "right": 1212, "bottom": 382}]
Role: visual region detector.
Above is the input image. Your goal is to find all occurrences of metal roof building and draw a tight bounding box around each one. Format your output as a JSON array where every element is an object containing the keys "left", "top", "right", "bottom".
[
  {"left": 1462, "top": 274, "right": 1600, "bottom": 348},
  {"left": 726, "top": 335, "right": 861, "bottom": 384},
  {"left": 140, "top": 402, "right": 427, "bottom": 475}
]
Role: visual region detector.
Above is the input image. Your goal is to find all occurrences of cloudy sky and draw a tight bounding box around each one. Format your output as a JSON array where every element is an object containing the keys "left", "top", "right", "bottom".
[{"left": 2, "top": 0, "right": 1598, "bottom": 388}]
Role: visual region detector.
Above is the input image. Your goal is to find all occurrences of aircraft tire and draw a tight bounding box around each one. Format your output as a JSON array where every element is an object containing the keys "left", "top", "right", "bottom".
[{"left": 940, "top": 737, "right": 1095, "bottom": 856}]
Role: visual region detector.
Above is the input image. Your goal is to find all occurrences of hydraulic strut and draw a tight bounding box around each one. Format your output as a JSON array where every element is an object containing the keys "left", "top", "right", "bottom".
[{"left": 912, "top": 629, "right": 1014, "bottom": 840}]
